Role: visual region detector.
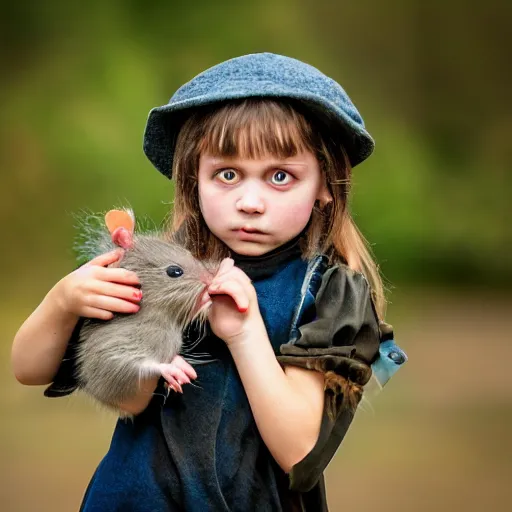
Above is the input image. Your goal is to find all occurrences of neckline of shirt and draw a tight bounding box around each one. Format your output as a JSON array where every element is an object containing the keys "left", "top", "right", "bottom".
[{"left": 230, "top": 234, "right": 304, "bottom": 281}]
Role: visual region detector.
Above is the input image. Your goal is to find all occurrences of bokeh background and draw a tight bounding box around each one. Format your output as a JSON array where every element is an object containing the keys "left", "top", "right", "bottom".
[{"left": 1, "top": 1, "right": 511, "bottom": 511}]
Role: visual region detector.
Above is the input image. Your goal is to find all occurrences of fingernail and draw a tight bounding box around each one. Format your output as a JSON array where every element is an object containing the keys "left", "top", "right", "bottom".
[
  {"left": 133, "top": 290, "right": 142, "bottom": 300},
  {"left": 238, "top": 306, "right": 248, "bottom": 313}
]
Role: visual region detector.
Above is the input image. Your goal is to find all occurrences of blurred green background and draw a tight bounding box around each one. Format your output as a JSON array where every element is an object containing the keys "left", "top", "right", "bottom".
[{"left": 1, "top": 1, "right": 511, "bottom": 510}]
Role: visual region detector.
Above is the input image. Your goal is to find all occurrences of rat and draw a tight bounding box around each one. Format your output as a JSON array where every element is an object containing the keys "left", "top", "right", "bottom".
[{"left": 74, "top": 209, "right": 220, "bottom": 413}]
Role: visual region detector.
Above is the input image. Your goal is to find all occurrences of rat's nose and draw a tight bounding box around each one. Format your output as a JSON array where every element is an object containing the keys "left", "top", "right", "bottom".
[
  {"left": 200, "top": 270, "right": 215, "bottom": 286},
  {"left": 192, "top": 288, "right": 213, "bottom": 318}
]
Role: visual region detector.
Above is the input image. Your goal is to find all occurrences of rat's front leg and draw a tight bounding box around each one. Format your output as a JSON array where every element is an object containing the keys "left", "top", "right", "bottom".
[{"left": 156, "top": 355, "right": 197, "bottom": 393}]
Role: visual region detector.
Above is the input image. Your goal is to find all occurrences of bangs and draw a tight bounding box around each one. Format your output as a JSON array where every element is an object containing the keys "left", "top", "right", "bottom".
[{"left": 198, "top": 99, "right": 315, "bottom": 159}]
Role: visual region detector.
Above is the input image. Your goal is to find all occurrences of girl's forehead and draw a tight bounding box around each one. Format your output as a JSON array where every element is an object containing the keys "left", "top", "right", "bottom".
[{"left": 197, "top": 101, "right": 315, "bottom": 161}]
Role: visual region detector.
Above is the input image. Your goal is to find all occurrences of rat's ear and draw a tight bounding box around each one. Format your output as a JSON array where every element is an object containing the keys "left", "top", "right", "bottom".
[{"left": 105, "top": 209, "right": 135, "bottom": 250}]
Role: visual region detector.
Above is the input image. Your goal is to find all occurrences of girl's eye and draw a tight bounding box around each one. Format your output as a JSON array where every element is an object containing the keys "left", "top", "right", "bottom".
[
  {"left": 166, "top": 265, "right": 184, "bottom": 278},
  {"left": 270, "top": 170, "right": 291, "bottom": 186},
  {"left": 216, "top": 169, "right": 239, "bottom": 183}
]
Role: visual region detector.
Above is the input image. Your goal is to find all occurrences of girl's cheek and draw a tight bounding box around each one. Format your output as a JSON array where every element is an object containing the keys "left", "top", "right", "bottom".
[
  {"left": 199, "top": 189, "right": 226, "bottom": 221},
  {"left": 280, "top": 201, "right": 315, "bottom": 225}
]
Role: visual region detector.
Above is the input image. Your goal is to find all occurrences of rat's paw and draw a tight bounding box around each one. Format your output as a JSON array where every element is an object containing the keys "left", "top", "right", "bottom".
[{"left": 157, "top": 355, "right": 197, "bottom": 394}]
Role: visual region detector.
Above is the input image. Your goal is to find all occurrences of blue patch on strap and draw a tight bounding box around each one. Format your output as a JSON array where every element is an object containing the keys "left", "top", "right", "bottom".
[{"left": 371, "top": 340, "right": 408, "bottom": 387}]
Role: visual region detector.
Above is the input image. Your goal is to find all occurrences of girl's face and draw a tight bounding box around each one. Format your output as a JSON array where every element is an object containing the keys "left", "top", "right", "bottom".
[{"left": 198, "top": 150, "right": 332, "bottom": 256}]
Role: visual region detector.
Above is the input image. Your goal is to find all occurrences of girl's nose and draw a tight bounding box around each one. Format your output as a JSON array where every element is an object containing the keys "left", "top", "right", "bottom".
[{"left": 236, "top": 187, "right": 265, "bottom": 214}]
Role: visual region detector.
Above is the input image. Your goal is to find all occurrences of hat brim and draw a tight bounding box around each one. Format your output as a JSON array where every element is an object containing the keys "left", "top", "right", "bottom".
[{"left": 143, "top": 86, "right": 375, "bottom": 178}]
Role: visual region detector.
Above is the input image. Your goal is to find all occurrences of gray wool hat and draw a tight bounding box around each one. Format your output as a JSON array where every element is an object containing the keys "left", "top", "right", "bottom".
[{"left": 143, "top": 52, "right": 374, "bottom": 178}]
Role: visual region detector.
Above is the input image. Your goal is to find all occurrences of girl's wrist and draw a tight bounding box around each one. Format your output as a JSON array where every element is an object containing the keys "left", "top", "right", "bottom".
[
  {"left": 226, "top": 320, "right": 269, "bottom": 352},
  {"left": 47, "top": 279, "right": 80, "bottom": 324}
]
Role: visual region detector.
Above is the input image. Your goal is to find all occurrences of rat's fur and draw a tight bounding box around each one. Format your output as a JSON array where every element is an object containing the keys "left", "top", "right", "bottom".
[{"left": 75, "top": 230, "right": 219, "bottom": 412}]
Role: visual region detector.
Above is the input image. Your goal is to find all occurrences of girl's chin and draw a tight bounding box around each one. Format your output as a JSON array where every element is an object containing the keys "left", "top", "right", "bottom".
[{"left": 225, "top": 240, "right": 278, "bottom": 257}]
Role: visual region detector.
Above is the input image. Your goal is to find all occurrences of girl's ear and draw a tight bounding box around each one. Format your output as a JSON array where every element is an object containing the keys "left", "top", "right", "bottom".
[
  {"left": 105, "top": 209, "right": 135, "bottom": 249},
  {"left": 316, "top": 184, "right": 333, "bottom": 209}
]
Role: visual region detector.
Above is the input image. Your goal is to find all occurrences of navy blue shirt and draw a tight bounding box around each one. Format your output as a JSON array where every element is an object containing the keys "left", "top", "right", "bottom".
[
  {"left": 45, "top": 233, "right": 395, "bottom": 511},
  {"left": 78, "top": 249, "right": 309, "bottom": 511}
]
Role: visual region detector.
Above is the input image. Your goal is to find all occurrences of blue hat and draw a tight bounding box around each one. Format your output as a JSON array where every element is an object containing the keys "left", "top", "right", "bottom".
[{"left": 143, "top": 52, "right": 374, "bottom": 178}]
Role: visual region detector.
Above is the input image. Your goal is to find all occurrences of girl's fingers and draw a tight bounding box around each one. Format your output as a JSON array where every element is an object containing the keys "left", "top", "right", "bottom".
[
  {"left": 81, "top": 307, "right": 115, "bottom": 321},
  {"left": 230, "top": 264, "right": 251, "bottom": 283},
  {"left": 209, "top": 268, "right": 253, "bottom": 307},
  {"left": 86, "top": 250, "right": 124, "bottom": 268},
  {"left": 208, "top": 280, "right": 250, "bottom": 312},
  {"left": 212, "top": 264, "right": 252, "bottom": 285},
  {"left": 210, "top": 272, "right": 252, "bottom": 290},
  {"left": 215, "top": 258, "right": 235, "bottom": 278},
  {"left": 93, "top": 266, "right": 140, "bottom": 285},
  {"left": 86, "top": 295, "right": 140, "bottom": 314},
  {"left": 90, "top": 281, "right": 142, "bottom": 303}
]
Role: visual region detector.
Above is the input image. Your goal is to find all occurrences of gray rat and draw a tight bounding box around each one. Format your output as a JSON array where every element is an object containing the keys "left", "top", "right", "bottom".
[{"left": 74, "top": 209, "right": 219, "bottom": 412}]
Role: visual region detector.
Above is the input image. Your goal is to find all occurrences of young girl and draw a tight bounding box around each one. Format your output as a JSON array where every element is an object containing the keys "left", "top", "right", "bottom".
[{"left": 11, "top": 53, "right": 406, "bottom": 511}]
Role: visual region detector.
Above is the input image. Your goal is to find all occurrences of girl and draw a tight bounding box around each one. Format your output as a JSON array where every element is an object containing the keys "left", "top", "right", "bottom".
[{"left": 11, "top": 53, "right": 406, "bottom": 511}]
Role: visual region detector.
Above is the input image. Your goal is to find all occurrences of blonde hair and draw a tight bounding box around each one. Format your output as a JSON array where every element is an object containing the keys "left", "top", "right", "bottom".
[{"left": 168, "top": 98, "right": 386, "bottom": 318}]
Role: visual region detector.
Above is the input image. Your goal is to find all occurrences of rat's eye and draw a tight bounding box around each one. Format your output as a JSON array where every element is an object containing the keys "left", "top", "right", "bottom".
[{"left": 166, "top": 265, "right": 184, "bottom": 278}]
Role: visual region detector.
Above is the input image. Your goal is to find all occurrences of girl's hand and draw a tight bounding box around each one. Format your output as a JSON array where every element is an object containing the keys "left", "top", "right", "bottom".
[
  {"left": 207, "top": 258, "right": 264, "bottom": 345},
  {"left": 53, "top": 250, "right": 142, "bottom": 321}
]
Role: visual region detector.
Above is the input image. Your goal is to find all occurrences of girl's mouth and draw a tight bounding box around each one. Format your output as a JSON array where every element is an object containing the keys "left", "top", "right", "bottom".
[
  {"left": 237, "top": 227, "right": 265, "bottom": 234},
  {"left": 235, "top": 228, "right": 267, "bottom": 240}
]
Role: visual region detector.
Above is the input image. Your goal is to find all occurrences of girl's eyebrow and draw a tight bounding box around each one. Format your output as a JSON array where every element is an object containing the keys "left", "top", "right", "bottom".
[
  {"left": 279, "top": 162, "right": 309, "bottom": 169},
  {"left": 203, "top": 156, "right": 309, "bottom": 170}
]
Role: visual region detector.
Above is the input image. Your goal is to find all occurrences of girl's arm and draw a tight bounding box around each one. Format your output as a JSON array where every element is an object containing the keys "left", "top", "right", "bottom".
[
  {"left": 12, "top": 250, "right": 193, "bottom": 416},
  {"left": 12, "top": 281, "right": 159, "bottom": 413},
  {"left": 116, "top": 376, "right": 161, "bottom": 415},
  {"left": 12, "top": 284, "right": 82, "bottom": 386},
  {"left": 208, "top": 259, "right": 325, "bottom": 473},
  {"left": 12, "top": 250, "right": 141, "bottom": 385},
  {"left": 228, "top": 328, "right": 325, "bottom": 473},
  {"left": 12, "top": 288, "right": 159, "bottom": 414}
]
